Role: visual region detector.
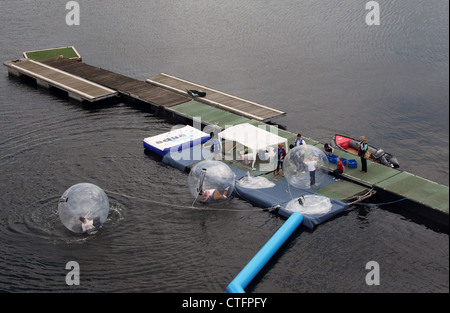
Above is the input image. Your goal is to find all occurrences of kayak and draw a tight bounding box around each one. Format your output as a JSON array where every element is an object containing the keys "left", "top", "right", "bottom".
[{"left": 332, "top": 134, "right": 400, "bottom": 168}]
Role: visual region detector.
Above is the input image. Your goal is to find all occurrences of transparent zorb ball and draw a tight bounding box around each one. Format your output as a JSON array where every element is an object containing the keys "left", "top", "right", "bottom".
[
  {"left": 58, "top": 183, "right": 109, "bottom": 233},
  {"left": 283, "top": 145, "right": 329, "bottom": 189},
  {"left": 188, "top": 160, "right": 235, "bottom": 203}
]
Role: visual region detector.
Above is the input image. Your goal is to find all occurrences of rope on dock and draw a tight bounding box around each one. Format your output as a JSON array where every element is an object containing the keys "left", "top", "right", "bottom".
[
  {"left": 344, "top": 188, "right": 409, "bottom": 206},
  {"left": 350, "top": 197, "right": 409, "bottom": 207}
]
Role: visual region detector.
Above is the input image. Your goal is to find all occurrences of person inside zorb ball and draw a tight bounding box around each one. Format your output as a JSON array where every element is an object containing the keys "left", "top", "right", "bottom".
[
  {"left": 58, "top": 183, "right": 110, "bottom": 233},
  {"left": 188, "top": 160, "right": 236, "bottom": 203},
  {"left": 283, "top": 145, "right": 330, "bottom": 189}
]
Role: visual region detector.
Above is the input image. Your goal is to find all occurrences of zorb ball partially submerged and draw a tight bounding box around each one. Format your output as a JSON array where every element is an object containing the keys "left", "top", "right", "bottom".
[
  {"left": 285, "top": 194, "right": 332, "bottom": 215},
  {"left": 188, "top": 160, "right": 236, "bottom": 203},
  {"left": 58, "top": 183, "right": 110, "bottom": 233},
  {"left": 283, "top": 145, "right": 329, "bottom": 189}
]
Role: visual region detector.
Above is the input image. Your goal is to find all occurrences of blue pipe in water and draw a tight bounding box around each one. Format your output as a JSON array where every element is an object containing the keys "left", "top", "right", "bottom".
[{"left": 227, "top": 212, "right": 304, "bottom": 293}]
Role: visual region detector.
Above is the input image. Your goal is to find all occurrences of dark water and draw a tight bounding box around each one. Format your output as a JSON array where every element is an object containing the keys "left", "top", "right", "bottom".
[{"left": 0, "top": 0, "right": 448, "bottom": 293}]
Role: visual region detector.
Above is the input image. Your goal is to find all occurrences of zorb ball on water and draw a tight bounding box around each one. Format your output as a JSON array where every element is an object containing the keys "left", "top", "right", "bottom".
[
  {"left": 58, "top": 183, "right": 109, "bottom": 233},
  {"left": 283, "top": 145, "right": 329, "bottom": 189},
  {"left": 188, "top": 160, "right": 236, "bottom": 203}
]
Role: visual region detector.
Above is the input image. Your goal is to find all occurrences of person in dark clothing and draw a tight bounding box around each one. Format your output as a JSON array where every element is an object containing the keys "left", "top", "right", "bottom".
[
  {"left": 323, "top": 143, "right": 334, "bottom": 156},
  {"left": 358, "top": 136, "right": 369, "bottom": 173},
  {"left": 274, "top": 144, "right": 286, "bottom": 176}
]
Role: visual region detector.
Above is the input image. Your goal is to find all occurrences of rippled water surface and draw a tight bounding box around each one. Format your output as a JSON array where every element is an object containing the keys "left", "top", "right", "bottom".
[{"left": 0, "top": 0, "right": 448, "bottom": 292}]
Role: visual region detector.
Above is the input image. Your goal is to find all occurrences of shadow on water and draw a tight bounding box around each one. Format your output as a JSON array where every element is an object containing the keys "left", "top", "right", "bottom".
[{"left": 360, "top": 191, "right": 449, "bottom": 234}]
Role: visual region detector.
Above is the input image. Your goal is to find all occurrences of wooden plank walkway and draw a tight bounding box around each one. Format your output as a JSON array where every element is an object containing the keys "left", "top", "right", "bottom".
[
  {"left": 4, "top": 59, "right": 117, "bottom": 102},
  {"left": 147, "top": 73, "right": 286, "bottom": 122},
  {"left": 39, "top": 58, "right": 190, "bottom": 108}
]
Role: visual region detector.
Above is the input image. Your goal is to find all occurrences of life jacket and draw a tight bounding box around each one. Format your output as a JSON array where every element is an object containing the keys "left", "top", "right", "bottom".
[
  {"left": 278, "top": 148, "right": 286, "bottom": 160},
  {"left": 358, "top": 141, "right": 368, "bottom": 156},
  {"left": 295, "top": 138, "right": 305, "bottom": 146}
]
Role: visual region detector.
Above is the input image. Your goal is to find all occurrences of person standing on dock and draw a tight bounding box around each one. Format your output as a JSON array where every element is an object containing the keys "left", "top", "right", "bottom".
[
  {"left": 294, "top": 134, "right": 306, "bottom": 147},
  {"left": 209, "top": 132, "right": 222, "bottom": 160},
  {"left": 358, "top": 136, "right": 369, "bottom": 173},
  {"left": 275, "top": 144, "right": 286, "bottom": 176}
]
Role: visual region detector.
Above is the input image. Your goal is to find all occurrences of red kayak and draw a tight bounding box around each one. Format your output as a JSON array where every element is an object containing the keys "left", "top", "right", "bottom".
[{"left": 332, "top": 134, "right": 400, "bottom": 168}]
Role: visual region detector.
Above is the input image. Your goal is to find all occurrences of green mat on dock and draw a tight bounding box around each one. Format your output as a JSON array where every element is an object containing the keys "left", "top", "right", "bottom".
[
  {"left": 23, "top": 47, "right": 80, "bottom": 60},
  {"left": 169, "top": 100, "right": 255, "bottom": 128},
  {"left": 376, "top": 172, "right": 449, "bottom": 213}
]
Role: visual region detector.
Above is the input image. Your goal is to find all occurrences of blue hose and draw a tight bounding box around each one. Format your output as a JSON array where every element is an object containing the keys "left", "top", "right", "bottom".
[{"left": 227, "top": 212, "right": 304, "bottom": 293}]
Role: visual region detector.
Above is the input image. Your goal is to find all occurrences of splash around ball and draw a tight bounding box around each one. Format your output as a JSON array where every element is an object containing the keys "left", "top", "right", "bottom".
[
  {"left": 58, "top": 183, "right": 109, "bottom": 233},
  {"left": 188, "top": 160, "right": 236, "bottom": 203}
]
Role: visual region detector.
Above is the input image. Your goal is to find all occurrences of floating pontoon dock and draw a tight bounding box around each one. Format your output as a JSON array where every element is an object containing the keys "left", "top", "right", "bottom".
[
  {"left": 147, "top": 73, "right": 286, "bottom": 122},
  {"left": 3, "top": 48, "right": 448, "bottom": 230},
  {"left": 4, "top": 58, "right": 117, "bottom": 102},
  {"left": 38, "top": 57, "right": 190, "bottom": 108}
]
